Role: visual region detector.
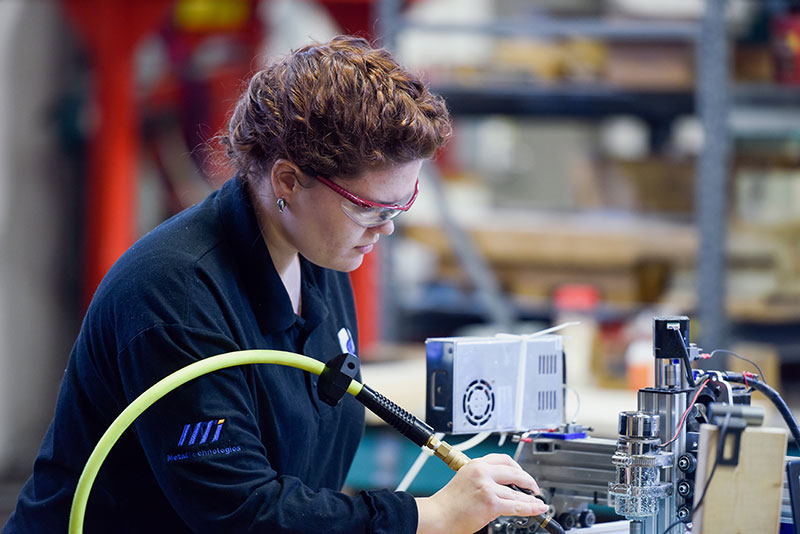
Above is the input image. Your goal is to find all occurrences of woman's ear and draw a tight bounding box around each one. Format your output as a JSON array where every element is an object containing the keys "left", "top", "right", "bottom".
[{"left": 270, "top": 159, "right": 303, "bottom": 201}]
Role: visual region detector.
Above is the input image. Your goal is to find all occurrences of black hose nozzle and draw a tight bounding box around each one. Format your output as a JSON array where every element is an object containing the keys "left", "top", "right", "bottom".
[
  {"left": 355, "top": 384, "right": 434, "bottom": 447},
  {"left": 510, "top": 485, "right": 565, "bottom": 534}
]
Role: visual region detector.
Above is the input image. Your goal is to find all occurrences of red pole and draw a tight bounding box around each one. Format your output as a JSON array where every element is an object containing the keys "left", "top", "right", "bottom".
[{"left": 61, "top": 0, "right": 173, "bottom": 308}]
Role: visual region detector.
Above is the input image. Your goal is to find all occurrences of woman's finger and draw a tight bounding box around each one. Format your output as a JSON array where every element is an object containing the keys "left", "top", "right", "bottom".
[
  {"left": 470, "top": 461, "right": 540, "bottom": 494},
  {"left": 494, "top": 484, "right": 536, "bottom": 501},
  {"left": 495, "top": 493, "right": 550, "bottom": 517}
]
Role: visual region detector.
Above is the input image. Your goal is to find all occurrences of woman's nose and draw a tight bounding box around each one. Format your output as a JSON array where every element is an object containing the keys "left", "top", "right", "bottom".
[{"left": 372, "top": 219, "right": 395, "bottom": 236}]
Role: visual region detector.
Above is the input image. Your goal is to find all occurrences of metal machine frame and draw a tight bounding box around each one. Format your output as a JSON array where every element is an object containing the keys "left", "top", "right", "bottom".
[{"left": 475, "top": 316, "right": 794, "bottom": 533}]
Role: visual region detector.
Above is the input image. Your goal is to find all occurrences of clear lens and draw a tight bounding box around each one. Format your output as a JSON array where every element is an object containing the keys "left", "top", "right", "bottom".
[{"left": 341, "top": 201, "right": 402, "bottom": 228}]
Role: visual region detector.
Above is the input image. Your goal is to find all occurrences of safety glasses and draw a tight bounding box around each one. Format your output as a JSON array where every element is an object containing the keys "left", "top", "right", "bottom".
[{"left": 315, "top": 174, "right": 419, "bottom": 228}]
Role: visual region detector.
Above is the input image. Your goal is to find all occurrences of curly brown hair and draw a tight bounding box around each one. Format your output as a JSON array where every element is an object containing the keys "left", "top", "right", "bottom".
[{"left": 220, "top": 35, "right": 452, "bottom": 182}]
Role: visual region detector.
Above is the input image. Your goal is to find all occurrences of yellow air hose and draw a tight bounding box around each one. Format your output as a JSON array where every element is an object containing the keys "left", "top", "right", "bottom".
[{"left": 68, "top": 349, "right": 560, "bottom": 533}]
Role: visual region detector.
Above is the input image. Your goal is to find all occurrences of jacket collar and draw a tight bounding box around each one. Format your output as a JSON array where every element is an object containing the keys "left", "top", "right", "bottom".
[{"left": 216, "top": 176, "right": 330, "bottom": 335}]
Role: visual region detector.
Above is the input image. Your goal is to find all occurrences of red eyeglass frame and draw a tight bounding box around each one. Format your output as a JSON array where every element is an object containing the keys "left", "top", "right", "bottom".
[{"left": 315, "top": 174, "right": 419, "bottom": 211}]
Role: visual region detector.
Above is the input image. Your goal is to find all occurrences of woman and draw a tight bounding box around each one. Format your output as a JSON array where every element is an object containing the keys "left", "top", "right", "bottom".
[{"left": 4, "top": 36, "right": 547, "bottom": 533}]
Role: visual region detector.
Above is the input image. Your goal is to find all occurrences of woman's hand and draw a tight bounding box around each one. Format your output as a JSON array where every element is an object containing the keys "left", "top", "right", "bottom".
[{"left": 414, "top": 453, "right": 549, "bottom": 534}]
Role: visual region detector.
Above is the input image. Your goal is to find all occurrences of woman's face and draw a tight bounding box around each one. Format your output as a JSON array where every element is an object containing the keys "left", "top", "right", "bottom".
[{"left": 283, "top": 160, "right": 423, "bottom": 272}]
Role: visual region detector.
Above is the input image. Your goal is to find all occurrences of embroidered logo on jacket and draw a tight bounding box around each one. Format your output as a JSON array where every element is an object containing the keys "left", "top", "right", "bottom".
[{"left": 166, "top": 419, "right": 242, "bottom": 464}]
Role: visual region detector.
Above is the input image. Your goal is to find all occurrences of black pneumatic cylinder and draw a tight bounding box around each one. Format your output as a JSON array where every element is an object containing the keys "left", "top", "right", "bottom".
[
  {"left": 653, "top": 316, "right": 690, "bottom": 359},
  {"left": 355, "top": 384, "right": 434, "bottom": 448},
  {"left": 653, "top": 316, "right": 694, "bottom": 387},
  {"left": 653, "top": 315, "right": 689, "bottom": 358}
]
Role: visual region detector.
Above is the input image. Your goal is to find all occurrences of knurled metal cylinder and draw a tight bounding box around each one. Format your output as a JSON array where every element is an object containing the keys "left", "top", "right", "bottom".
[
  {"left": 611, "top": 411, "right": 671, "bottom": 519},
  {"left": 664, "top": 362, "right": 680, "bottom": 388},
  {"left": 618, "top": 411, "right": 660, "bottom": 439}
]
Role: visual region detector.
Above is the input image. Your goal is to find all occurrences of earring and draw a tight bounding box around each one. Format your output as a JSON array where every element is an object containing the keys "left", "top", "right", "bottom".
[{"left": 277, "top": 197, "right": 286, "bottom": 213}]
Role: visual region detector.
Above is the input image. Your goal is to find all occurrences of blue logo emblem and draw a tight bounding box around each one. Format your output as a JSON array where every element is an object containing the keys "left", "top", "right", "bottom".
[
  {"left": 167, "top": 418, "right": 242, "bottom": 464},
  {"left": 177, "top": 419, "right": 225, "bottom": 447}
]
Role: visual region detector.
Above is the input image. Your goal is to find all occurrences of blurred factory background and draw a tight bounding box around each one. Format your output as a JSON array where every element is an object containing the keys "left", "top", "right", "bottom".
[{"left": 3, "top": 0, "right": 800, "bottom": 520}]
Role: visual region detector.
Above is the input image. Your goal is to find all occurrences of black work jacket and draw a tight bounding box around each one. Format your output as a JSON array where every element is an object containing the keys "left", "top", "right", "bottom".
[{"left": 4, "top": 177, "right": 416, "bottom": 533}]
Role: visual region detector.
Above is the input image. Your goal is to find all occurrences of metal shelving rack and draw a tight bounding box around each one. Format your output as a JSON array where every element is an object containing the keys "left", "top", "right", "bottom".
[
  {"left": 376, "top": 0, "right": 731, "bottom": 350},
  {"left": 730, "top": 83, "right": 800, "bottom": 137}
]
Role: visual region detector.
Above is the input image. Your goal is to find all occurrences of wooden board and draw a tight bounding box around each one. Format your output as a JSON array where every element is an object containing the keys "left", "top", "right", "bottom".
[
  {"left": 403, "top": 216, "right": 697, "bottom": 269},
  {"left": 693, "top": 424, "right": 788, "bottom": 534}
]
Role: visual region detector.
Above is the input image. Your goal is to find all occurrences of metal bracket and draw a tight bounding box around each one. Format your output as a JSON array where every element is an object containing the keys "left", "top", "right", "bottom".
[{"left": 708, "top": 402, "right": 764, "bottom": 467}]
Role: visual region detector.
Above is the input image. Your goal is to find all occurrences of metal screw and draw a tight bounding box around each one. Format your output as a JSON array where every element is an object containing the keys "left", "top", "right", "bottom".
[
  {"left": 677, "top": 479, "right": 694, "bottom": 498},
  {"left": 677, "top": 505, "right": 692, "bottom": 522}
]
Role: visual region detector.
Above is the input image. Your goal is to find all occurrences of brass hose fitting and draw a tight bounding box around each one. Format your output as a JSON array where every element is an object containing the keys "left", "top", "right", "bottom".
[{"left": 425, "top": 434, "right": 471, "bottom": 471}]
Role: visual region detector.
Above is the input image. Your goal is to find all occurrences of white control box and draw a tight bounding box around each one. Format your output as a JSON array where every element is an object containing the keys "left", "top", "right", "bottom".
[{"left": 426, "top": 335, "right": 564, "bottom": 434}]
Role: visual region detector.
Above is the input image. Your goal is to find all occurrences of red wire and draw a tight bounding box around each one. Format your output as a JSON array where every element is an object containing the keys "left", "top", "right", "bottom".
[
  {"left": 657, "top": 377, "right": 711, "bottom": 449},
  {"left": 742, "top": 371, "right": 757, "bottom": 390}
]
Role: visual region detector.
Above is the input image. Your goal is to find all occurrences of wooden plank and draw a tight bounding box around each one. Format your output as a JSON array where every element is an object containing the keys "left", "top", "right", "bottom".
[
  {"left": 403, "top": 217, "right": 697, "bottom": 268},
  {"left": 693, "top": 424, "right": 788, "bottom": 534}
]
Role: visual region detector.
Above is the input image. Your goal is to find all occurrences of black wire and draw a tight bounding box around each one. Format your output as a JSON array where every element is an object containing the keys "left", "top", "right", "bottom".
[
  {"left": 708, "top": 349, "right": 766, "bottom": 385},
  {"left": 692, "top": 413, "right": 731, "bottom": 514},
  {"left": 660, "top": 413, "right": 732, "bottom": 534},
  {"left": 724, "top": 374, "right": 800, "bottom": 451},
  {"left": 659, "top": 370, "right": 797, "bottom": 534},
  {"left": 673, "top": 329, "right": 696, "bottom": 388}
]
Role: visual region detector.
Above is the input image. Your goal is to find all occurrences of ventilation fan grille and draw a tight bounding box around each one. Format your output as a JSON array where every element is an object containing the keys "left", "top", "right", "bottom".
[{"left": 462, "top": 379, "right": 495, "bottom": 427}]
